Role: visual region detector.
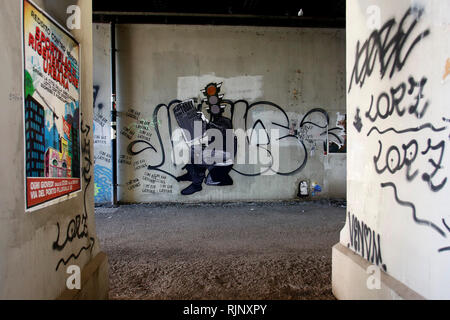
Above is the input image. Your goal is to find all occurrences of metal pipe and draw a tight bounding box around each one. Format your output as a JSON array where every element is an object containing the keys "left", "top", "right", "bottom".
[
  {"left": 110, "top": 22, "right": 118, "bottom": 206},
  {"left": 93, "top": 11, "right": 345, "bottom": 28},
  {"left": 93, "top": 11, "right": 342, "bottom": 22}
]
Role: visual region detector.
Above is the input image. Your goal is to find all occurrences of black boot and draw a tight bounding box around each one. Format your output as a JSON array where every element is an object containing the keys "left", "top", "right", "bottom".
[
  {"left": 206, "top": 166, "right": 234, "bottom": 186},
  {"left": 181, "top": 183, "right": 202, "bottom": 195},
  {"left": 176, "top": 172, "right": 192, "bottom": 182}
]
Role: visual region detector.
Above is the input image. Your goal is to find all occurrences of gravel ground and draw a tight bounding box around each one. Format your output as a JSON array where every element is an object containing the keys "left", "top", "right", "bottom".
[{"left": 95, "top": 201, "right": 346, "bottom": 300}]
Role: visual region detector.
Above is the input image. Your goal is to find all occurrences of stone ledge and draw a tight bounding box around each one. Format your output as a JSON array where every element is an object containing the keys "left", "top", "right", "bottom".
[
  {"left": 57, "top": 251, "right": 109, "bottom": 300},
  {"left": 332, "top": 243, "right": 424, "bottom": 300}
]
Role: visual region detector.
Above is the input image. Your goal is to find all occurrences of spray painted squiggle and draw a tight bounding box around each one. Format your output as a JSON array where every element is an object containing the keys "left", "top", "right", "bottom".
[
  {"left": 381, "top": 182, "right": 446, "bottom": 237},
  {"left": 367, "top": 123, "right": 446, "bottom": 137},
  {"left": 55, "top": 237, "right": 95, "bottom": 271}
]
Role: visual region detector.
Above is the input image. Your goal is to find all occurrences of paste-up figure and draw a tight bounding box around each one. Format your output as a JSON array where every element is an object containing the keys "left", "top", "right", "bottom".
[{"left": 174, "top": 83, "right": 236, "bottom": 195}]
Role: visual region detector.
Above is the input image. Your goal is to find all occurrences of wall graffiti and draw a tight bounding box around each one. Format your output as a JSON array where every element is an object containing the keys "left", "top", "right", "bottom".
[
  {"left": 126, "top": 178, "right": 141, "bottom": 191},
  {"left": 353, "top": 108, "right": 363, "bottom": 133},
  {"left": 94, "top": 165, "right": 112, "bottom": 203},
  {"left": 142, "top": 172, "right": 173, "bottom": 194},
  {"left": 348, "top": 7, "right": 430, "bottom": 92},
  {"left": 364, "top": 76, "right": 430, "bottom": 122},
  {"left": 348, "top": 4, "right": 450, "bottom": 267},
  {"left": 372, "top": 138, "right": 447, "bottom": 192},
  {"left": 53, "top": 118, "right": 95, "bottom": 271},
  {"left": 329, "top": 113, "right": 347, "bottom": 153},
  {"left": 93, "top": 83, "right": 112, "bottom": 203},
  {"left": 347, "top": 212, "right": 386, "bottom": 271},
  {"left": 380, "top": 182, "right": 447, "bottom": 239},
  {"left": 124, "top": 82, "right": 345, "bottom": 195},
  {"left": 93, "top": 85, "right": 104, "bottom": 110}
]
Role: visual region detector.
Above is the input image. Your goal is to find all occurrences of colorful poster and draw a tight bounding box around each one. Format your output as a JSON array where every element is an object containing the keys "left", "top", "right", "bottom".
[{"left": 22, "top": 0, "right": 81, "bottom": 211}]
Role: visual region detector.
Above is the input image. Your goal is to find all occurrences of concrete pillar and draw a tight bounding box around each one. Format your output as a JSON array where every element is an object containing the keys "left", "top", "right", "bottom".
[
  {"left": 333, "top": 0, "right": 450, "bottom": 299},
  {"left": 0, "top": 0, "right": 108, "bottom": 299},
  {"left": 93, "top": 23, "right": 112, "bottom": 204}
]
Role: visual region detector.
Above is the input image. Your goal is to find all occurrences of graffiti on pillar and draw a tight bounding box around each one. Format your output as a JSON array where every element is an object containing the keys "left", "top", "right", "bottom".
[
  {"left": 353, "top": 108, "right": 363, "bottom": 133},
  {"left": 347, "top": 212, "right": 386, "bottom": 271},
  {"left": 93, "top": 85, "right": 108, "bottom": 127},
  {"left": 93, "top": 84, "right": 112, "bottom": 203},
  {"left": 348, "top": 5, "right": 450, "bottom": 262},
  {"left": 94, "top": 165, "right": 112, "bottom": 203},
  {"left": 93, "top": 85, "right": 104, "bottom": 110},
  {"left": 53, "top": 119, "right": 95, "bottom": 271},
  {"left": 348, "top": 7, "right": 430, "bottom": 92},
  {"left": 329, "top": 113, "right": 347, "bottom": 153}
]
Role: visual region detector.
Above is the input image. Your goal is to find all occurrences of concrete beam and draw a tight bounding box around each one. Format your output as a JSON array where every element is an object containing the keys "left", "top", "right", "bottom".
[{"left": 332, "top": 243, "right": 424, "bottom": 300}]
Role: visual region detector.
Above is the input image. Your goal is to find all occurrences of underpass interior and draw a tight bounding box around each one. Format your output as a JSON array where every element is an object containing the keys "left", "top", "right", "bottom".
[
  {"left": 2, "top": 0, "right": 449, "bottom": 301},
  {"left": 92, "top": 0, "right": 348, "bottom": 299}
]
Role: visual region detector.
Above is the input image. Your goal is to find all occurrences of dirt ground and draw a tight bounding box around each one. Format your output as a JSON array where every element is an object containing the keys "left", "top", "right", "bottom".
[{"left": 95, "top": 201, "right": 346, "bottom": 300}]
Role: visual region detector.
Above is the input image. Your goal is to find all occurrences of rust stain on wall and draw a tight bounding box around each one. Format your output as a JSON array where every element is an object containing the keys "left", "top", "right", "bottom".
[{"left": 444, "top": 58, "right": 450, "bottom": 80}]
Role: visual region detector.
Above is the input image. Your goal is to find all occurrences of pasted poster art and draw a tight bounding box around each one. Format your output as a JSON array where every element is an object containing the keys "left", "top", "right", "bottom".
[
  {"left": 23, "top": 0, "right": 81, "bottom": 211},
  {"left": 329, "top": 113, "right": 347, "bottom": 153}
]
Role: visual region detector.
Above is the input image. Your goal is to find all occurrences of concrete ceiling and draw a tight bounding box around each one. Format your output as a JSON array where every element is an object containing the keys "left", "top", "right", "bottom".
[{"left": 93, "top": 0, "right": 345, "bottom": 28}]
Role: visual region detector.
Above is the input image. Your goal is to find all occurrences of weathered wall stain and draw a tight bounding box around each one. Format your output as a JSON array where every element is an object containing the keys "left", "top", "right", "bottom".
[{"left": 443, "top": 58, "right": 450, "bottom": 81}]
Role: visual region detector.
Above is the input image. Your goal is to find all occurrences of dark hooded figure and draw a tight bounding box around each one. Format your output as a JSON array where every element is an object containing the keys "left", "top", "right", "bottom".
[{"left": 175, "top": 83, "right": 236, "bottom": 195}]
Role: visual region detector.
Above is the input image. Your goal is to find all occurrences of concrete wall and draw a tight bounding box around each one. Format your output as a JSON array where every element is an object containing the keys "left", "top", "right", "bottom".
[
  {"left": 111, "top": 24, "right": 347, "bottom": 203},
  {"left": 333, "top": 0, "right": 450, "bottom": 299},
  {"left": 93, "top": 24, "right": 112, "bottom": 204},
  {"left": 0, "top": 0, "right": 108, "bottom": 299}
]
